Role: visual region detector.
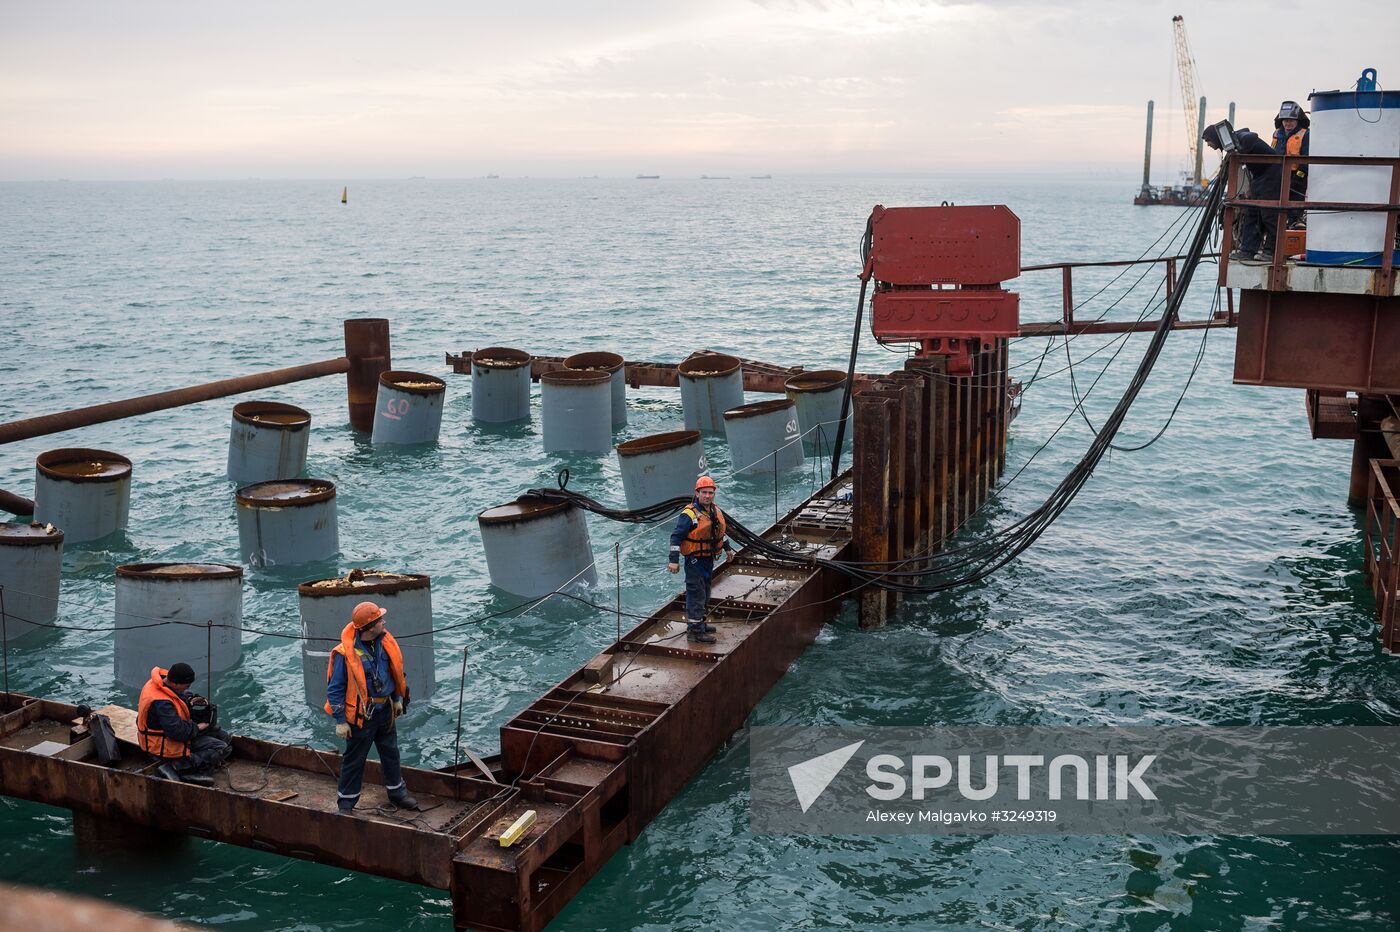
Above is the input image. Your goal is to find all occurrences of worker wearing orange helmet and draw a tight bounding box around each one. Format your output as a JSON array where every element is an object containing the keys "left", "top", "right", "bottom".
[
  {"left": 667, "top": 475, "right": 734, "bottom": 644},
  {"left": 325, "top": 599, "right": 418, "bottom": 813}
]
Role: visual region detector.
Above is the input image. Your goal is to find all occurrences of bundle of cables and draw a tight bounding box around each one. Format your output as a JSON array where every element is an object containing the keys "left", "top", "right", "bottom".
[{"left": 527, "top": 174, "right": 1225, "bottom": 597}]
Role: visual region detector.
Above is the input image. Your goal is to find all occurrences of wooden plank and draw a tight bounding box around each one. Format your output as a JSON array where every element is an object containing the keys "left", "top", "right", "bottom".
[{"left": 93, "top": 704, "right": 140, "bottom": 747}]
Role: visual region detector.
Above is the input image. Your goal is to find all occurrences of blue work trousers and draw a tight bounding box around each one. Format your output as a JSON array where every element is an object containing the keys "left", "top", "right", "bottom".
[
  {"left": 683, "top": 555, "right": 714, "bottom": 623},
  {"left": 337, "top": 703, "right": 406, "bottom": 811}
]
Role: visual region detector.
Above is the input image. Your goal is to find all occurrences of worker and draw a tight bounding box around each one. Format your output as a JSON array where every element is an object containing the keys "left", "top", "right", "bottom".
[
  {"left": 325, "top": 600, "right": 418, "bottom": 813},
  {"left": 1271, "top": 101, "right": 1310, "bottom": 229},
  {"left": 1204, "top": 123, "right": 1282, "bottom": 261},
  {"left": 667, "top": 475, "right": 735, "bottom": 644},
  {"left": 137, "top": 662, "right": 232, "bottom": 787}
]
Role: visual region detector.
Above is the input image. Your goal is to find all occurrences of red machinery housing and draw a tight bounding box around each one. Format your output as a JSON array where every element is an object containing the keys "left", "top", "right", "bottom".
[{"left": 867, "top": 204, "right": 1021, "bottom": 374}]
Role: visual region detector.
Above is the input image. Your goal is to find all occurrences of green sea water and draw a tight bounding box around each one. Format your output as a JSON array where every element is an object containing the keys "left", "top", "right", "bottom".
[{"left": 1, "top": 176, "right": 1396, "bottom": 930}]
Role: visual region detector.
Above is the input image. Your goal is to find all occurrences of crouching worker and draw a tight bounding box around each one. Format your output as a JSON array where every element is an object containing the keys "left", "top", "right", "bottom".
[
  {"left": 325, "top": 600, "right": 418, "bottom": 814},
  {"left": 137, "top": 662, "right": 232, "bottom": 786}
]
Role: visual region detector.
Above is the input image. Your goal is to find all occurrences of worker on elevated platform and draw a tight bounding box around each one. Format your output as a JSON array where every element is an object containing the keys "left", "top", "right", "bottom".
[
  {"left": 1271, "top": 101, "right": 1310, "bottom": 229},
  {"left": 137, "top": 663, "right": 232, "bottom": 787},
  {"left": 1205, "top": 122, "right": 1282, "bottom": 262},
  {"left": 325, "top": 600, "right": 419, "bottom": 814},
  {"left": 667, "top": 475, "right": 734, "bottom": 644}
]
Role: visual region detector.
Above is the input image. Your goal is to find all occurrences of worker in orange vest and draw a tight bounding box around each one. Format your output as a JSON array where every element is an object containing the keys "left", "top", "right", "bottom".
[
  {"left": 136, "top": 662, "right": 231, "bottom": 786},
  {"left": 1271, "top": 101, "right": 1310, "bottom": 230},
  {"left": 325, "top": 600, "right": 418, "bottom": 813},
  {"left": 667, "top": 475, "right": 735, "bottom": 644}
]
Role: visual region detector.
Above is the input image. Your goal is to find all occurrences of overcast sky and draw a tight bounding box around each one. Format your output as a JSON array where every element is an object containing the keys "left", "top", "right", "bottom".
[{"left": 1, "top": 1, "right": 1390, "bottom": 180}]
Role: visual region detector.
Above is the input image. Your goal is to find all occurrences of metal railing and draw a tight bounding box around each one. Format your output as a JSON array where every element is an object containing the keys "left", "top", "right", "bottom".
[
  {"left": 1365, "top": 458, "right": 1400, "bottom": 653},
  {"left": 1018, "top": 254, "right": 1232, "bottom": 336},
  {"left": 1220, "top": 153, "right": 1400, "bottom": 294}
]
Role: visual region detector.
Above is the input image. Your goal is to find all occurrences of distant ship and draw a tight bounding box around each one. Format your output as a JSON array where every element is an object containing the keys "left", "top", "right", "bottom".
[
  {"left": 485, "top": 174, "right": 499, "bottom": 179},
  {"left": 701, "top": 175, "right": 730, "bottom": 180},
  {"left": 636, "top": 174, "right": 660, "bottom": 180},
  {"left": 751, "top": 174, "right": 773, "bottom": 179}
]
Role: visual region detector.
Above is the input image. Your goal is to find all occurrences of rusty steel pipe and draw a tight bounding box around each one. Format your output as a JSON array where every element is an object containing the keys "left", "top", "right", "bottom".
[
  {"left": 344, "top": 319, "right": 391, "bottom": 432},
  {"left": 0, "top": 358, "right": 351, "bottom": 447},
  {"left": 0, "top": 489, "right": 35, "bottom": 517}
]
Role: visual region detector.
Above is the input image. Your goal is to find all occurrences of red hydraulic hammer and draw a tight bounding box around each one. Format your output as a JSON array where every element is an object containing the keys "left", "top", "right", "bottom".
[{"left": 866, "top": 204, "right": 1021, "bottom": 375}]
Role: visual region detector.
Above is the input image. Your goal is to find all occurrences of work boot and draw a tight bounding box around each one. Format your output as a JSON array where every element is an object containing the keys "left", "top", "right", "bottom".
[
  {"left": 1229, "top": 249, "right": 1255, "bottom": 261},
  {"left": 178, "top": 771, "right": 215, "bottom": 787},
  {"left": 156, "top": 763, "right": 179, "bottom": 782},
  {"left": 390, "top": 793, "right": 420, "bottom": 811},
  {"left": 686, "top": 622, "right": 716, "bottom": 644},
  {"left": 1255, "top": 249, "right": 1274, "bottom": 261},
  {"left": 701, "top": 617, "right": 716, "bottom": 633}
]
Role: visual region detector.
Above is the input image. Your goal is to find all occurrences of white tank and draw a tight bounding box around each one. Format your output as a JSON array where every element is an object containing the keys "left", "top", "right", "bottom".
[
  {"left": 1306, "top": 76, "right": 1400, "bottom": 265},
  {"left": 471, "top": 347, "right": 533, "bottom": 423},
  {"left": 723, "top": 399, "right": 804, "bottom": 475},
  {"left": 235, "top": 479, "right": 339, "bottom": 568},
  {"left": 616, "top": 430, "right": 705, "bottom": 509},
  {"left": 785, "top": 370, "right": 849, "bottom": 455},
  {"left": 0, "top": 522, "right": 63, "bottom": 645},
  {"left": 227, "top": 401, "right": 311, "bottom": 485},
  {"left": 297, "top": 570, "right": 435, "bottom": 713},
  {"left": 679, "top": 353, "right": 744, "bottom": 433},
  {"left": 33, "top": 448, "right": 132, "bottom": 544},
  {"left": 540, "top": 369, "right": 613, "bottom": 453},
  {"left": 478, "top": 496, "right": 597, "bottom": 598},
  {"left": 563, "top": 351, "right": 627, "bottom": 427},
  {"left": 114, "top": 563, "right": 243, "bottom": 690},
  {"left": 371, "top": 371, "right": 446, "bottom": 445}
]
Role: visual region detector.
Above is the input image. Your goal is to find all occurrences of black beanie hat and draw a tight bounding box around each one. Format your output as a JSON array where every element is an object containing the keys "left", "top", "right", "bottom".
[{"left": 167, "top": 662, "right": 195, "bottom": 684}]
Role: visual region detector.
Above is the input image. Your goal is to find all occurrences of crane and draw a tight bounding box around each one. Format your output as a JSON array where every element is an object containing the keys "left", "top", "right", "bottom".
[{"left": 1171, "top": 14, "right": 1206, "bottom": 186}]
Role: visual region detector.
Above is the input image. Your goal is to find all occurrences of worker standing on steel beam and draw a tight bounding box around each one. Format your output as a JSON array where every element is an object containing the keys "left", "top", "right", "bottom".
[
  {"left": 1271, "top": 101, "right": 1310, "bottom": 230},
  {"left": 667, "top": 475, "right": 734, "bottom": 644},
  {"left": 137, "top": 662, "right": 232, "bottom": 786},
  {"left": 325, "top": 601, "right": 419, "bottom": 813}
]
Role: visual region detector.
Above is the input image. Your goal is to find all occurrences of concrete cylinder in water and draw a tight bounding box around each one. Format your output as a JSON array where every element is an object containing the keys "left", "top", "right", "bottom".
[
  {"left": 235, "top": 479, "right": 339, "bottom": 568},
  {"left": 471, "top": 347, "right": 532, "bottom": 424},
  {"left": 1306, "top": 81, "right": 1400, "bottom": 265},
  {"left": 724, "top": 399, "right": 804, "bottom": 475},
  {"left": 34, "top": 448, "right": 132, "bottom": 544},
  {"left": 0, "top": 523, "right": 64, "bottom": 645},
  {"left": 227, "top": 401, "right": 311, "bottom": 485},
  {"left": 478, "top": 496, "right": 597, "bottom": 598},
  {"left": 679, "top": 353, "right": 744, "bottom": 433},
  {"left": 540, "top": 369, "right": 613, "bottom": 454},
  {"left": 371, "top": 370, "right": 446, "bottom": 445},
  {"left": 785, "top": 369, "right": 849, "bottom": 455},
  {"left": 296, "top": 569, "right": 435, "bottom": 712},
  {"left": 563, "top": 351, "right": 627, "bottom": 428},
  {"left": 616, "top": 430, "right": 705, "bottom": 509},
  {"left": 114, "top": 563, "right": 243, "bottom": 690}
]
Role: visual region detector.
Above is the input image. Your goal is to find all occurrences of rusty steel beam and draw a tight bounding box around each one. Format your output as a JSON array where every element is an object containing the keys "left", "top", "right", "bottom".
[
  {"left": 344, "top": 318, "right": 391, "bottom": 433},
  {"left": 1234, "top": 291, "right": 1400, "bottom": 394},
  {"left": 853, "top": 392, "right": 894, "bottom": 629},
  {"left": 0, "top": 488, "right": 35, "bottom": 517},
  {"left": 0, "top": 358, "right": 351, "bottom": 446},
  {"left": 1018, "top": 315, "right": 1233, "bottom": 337},
  {"left": 446, "top": 351, "right": 882, "bottom": 395}
]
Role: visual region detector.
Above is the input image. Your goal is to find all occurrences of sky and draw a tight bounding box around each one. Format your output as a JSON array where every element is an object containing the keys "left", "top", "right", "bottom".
[{"left": 0, "top": 0, "right": 1391, "bottom": 180}]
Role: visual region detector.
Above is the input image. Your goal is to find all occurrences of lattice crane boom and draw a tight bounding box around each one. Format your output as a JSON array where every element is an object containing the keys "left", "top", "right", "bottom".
[{"left": 1171, "top": 14, "right": 1201, "bottom": 168}]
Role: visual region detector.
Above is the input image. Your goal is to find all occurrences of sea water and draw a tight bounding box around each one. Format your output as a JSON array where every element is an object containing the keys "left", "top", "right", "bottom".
[{"left": 1, "top": 176, "right": 1396, "bottom": 929}]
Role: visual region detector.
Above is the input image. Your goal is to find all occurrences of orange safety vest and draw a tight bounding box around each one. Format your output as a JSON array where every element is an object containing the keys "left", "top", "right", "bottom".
[
  {"left": 678, "top": 504, "right": 727, "bottom": 558},
  {"left": 1272, "top": 126, "right": 1307, "bottom": 156},
  {"left": 136, "top": 666, "right": 192, "bottom": 759},
  {"left": 323, "top": 622, "right": 407, "bottom": 727}
]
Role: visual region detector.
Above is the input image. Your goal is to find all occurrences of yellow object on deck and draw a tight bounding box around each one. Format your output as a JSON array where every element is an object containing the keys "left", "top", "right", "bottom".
[{"left": 499, "top": 810, "right": 537, "bottom": 847}]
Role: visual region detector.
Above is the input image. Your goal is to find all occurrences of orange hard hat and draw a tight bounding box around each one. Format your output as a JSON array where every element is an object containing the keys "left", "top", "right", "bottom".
[
  {"left": 695, "top": 475, "right": 717, "bottom": 491},
  {"left": 352, "top": 601, "right": 387, "bottom": 630}
]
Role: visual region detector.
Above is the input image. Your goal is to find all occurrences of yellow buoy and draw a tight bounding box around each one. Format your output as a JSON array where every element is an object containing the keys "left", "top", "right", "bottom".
[{"left": 341, "top": 186, "right": 348, "bottom": 204}]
